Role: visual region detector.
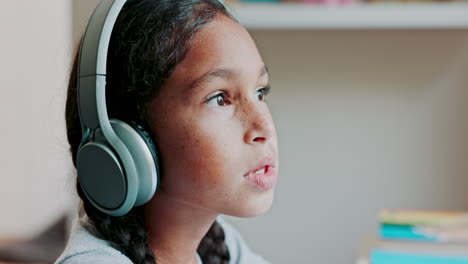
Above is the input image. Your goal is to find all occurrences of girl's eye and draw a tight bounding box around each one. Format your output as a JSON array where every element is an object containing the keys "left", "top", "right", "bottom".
[
  {"left": 206, "top": 92, "right": 230, "bottom": 107},
  {"left": 256, "top": 85, "right": 271, "bottom": 101}
]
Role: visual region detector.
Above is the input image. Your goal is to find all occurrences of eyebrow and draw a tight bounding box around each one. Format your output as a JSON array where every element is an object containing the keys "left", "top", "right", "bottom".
[{"left": 187, "top": 64, "right": 269, "bottom": 93}]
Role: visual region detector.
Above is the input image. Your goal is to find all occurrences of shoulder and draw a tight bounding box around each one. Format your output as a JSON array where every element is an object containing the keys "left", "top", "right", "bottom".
[
  {"left": 54, "top": 219, "right": 132, "bottom": 264},
  {"left": 216, "top": 215, "right": 272, "bottom": 264}
]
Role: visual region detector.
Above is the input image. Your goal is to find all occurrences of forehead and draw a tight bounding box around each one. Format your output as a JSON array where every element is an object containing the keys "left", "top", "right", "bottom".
[{"left": 166, "top": 14, "right": 264, "bottom": 89}]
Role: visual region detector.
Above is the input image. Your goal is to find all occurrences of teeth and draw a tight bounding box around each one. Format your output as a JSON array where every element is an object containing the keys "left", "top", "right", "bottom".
[{"left": 254, "top": 167, "right": 266, "bottom": 174}]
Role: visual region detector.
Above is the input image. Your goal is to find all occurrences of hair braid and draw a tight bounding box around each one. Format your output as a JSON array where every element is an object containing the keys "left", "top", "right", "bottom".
[
  {"left": 198, "top": 221, "right": 231, "bottom": 264},
  {"left": 79, "top": 188, "right": 156, "bottom": 264}
]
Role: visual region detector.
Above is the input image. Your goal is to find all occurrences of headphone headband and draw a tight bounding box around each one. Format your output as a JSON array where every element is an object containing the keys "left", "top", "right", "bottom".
[{"left": 78, "top": 0, "right": 127, "bottom": 131}]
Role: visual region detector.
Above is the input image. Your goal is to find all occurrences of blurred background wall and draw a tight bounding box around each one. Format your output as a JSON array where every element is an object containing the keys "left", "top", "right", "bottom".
[
  {"left": 1, "top": 1, "right": 468, "bottom": 263},
  {"left": 0, "top": 0, "right": 75, "bottom": 239},
  {"left": 226, "top": 29, "right": 468, "bottom": 263}
]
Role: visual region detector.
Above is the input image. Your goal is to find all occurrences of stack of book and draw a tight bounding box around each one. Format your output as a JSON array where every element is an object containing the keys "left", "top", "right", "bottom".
[{"left": 358, "top": 209, "right": 468, "bottom": 264}]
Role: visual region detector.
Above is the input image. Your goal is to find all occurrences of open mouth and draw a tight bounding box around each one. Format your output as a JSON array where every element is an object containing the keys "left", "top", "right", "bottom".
[
  {"left": 253, "top": 166, "right": 268, "bottom": 175},
  {"left": 244, "top": 156, "right": 275, "bottom": 177},
  {"left": 244, "top": 165, "right": 277, "bottom": 190}
]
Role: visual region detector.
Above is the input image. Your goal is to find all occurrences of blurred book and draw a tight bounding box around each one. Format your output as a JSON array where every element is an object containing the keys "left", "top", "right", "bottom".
[
  {"left": 356, "top": 209, "right": 468, "bottom": 264},
  {"left": 358, "top": 236, "right": 468, "bottom": 264},
  {"left": 379, "top": 209, "right": 468, "bottom": 243}
]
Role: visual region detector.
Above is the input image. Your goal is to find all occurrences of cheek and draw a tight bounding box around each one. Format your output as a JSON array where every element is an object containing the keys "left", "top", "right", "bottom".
[
  {"left": 185, "top": 127, "right": 237, "bottom": 189},
  {"left": 157, "top": 116, "right": 241, "bottom": 194}
]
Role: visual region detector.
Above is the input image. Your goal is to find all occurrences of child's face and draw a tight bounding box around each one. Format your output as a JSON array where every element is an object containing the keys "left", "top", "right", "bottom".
[{"left": 148, "top": 15, "right": 278, "bottom": 217}]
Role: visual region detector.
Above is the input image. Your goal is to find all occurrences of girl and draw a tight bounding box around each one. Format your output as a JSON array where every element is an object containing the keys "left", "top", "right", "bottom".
[{"left": 56, "top": 0, "right": 279, "bottom": 263}]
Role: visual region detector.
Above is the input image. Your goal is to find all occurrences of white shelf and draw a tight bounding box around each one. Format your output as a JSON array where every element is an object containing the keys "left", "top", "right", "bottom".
[{"left": 226, "top": 2, "right": 468, "bottom": 29}]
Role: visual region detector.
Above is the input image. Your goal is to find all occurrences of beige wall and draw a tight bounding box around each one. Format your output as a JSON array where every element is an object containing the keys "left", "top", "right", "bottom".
[
  {"left": 2, "top": 1, "right": 468, "bottom": 263},
  {"left": 0, "top": 0, "right": 74, "bottom": 238}
]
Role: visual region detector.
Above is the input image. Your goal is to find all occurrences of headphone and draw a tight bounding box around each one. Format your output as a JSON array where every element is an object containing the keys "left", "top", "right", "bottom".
[{"left": 76, "top": 0, "right": 160, "bottom": 217}]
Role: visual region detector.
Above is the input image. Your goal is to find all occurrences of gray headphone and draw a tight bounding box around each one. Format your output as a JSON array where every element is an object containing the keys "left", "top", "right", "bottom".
[{"left": 76, "top": 0, "right": 160, "bottom": 216}]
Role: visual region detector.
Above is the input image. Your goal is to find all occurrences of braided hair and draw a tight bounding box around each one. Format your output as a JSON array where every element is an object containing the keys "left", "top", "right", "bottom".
[{"left": 65, "top": 1, "right": 237, "bottom": 263}]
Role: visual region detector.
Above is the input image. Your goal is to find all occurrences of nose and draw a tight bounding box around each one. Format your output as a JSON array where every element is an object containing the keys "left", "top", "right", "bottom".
[{"left": 242, "top": 100, "right": 274, "bottom": 145}]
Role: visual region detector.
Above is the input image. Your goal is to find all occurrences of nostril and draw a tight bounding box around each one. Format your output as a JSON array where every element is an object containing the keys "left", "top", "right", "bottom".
[{"left": 253, "top": 136, "right": 266, "bottom": 142}]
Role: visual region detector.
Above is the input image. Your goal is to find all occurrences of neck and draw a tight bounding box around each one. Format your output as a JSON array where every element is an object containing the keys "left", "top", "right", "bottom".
[{"left": 144, "top": 189, "right": 218, "bottom": 264}]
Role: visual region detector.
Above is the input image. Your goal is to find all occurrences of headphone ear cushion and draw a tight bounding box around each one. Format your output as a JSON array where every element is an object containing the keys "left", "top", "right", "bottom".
[
  {"left": 127, "top": 121, "right": 160, "bottom": 169},
  {"left": 110, "top": 119, "right": 160, "bottom": 207}
]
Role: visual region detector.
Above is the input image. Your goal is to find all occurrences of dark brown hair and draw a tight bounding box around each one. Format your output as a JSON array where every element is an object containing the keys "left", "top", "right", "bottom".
[{"left": 65, "top": 1, "right": 237, "bottom": 263}]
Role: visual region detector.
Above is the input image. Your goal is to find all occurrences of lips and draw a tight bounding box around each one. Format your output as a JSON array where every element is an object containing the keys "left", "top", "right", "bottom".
[
  {"left": 244, "top": 157, "right": 275, "bottom": 177},
  {"left": 244, "top": 156, "right": 277, "bottom": 190}
]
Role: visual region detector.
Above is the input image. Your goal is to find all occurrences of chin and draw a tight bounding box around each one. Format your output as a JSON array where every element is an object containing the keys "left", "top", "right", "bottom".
[{"left": 225, "top": 188, "right": 275, "bottom": 218}]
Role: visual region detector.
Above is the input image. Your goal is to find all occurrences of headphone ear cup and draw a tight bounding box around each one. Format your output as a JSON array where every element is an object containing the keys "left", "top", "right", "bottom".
[
  {"left": 111, "top": 119, "right": 160, "bottom": 206},
  {"left": 77, "top": 129, "right": 128, "bottom": 211}
]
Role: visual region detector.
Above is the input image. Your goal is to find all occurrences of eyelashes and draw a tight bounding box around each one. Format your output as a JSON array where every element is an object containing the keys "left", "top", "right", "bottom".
[
  {"left": 205, "top": 85, "right": 272, "bottom": 107},
  {"left": 206, "top": 91, "right": 230, "bottom": 106},
  {"left": 257, "top": 85, "right": 271, "bottom": 100}
]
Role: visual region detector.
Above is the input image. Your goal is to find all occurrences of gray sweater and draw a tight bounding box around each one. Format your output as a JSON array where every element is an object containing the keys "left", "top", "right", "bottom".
[{"left": 55, "top": 216, "right": 271, "bottom": 264}]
